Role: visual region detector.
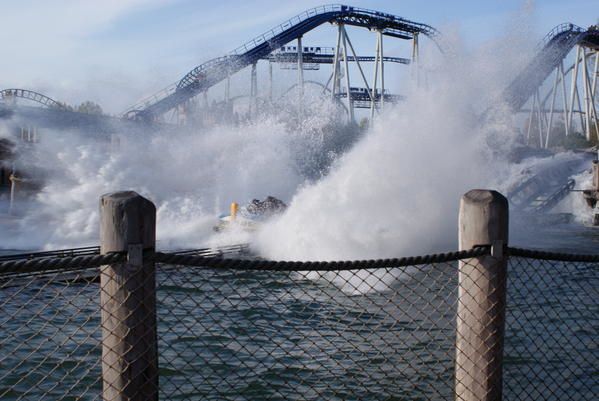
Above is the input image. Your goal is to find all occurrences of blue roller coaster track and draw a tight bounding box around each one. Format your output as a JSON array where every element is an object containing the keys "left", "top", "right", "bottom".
[
  {"left": 504, "top": 23, "right": 599, "bottom": 111},
  {"left": 125, "top": 4, "right": 439, "bottom": 121}
]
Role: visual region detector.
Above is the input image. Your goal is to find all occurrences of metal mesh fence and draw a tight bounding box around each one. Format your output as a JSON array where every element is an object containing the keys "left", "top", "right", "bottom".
[
  {"left": 0, "top": 248, "right": 597, "bottom": 400},
  {"left": 155, "top": 261, "right": 460, "bottom": 400},
  {"left": 0, "top": 266, "right": 102, "bottom": 400},
  {"left": 504, "top": 257, "right": 598, "bottom": 401}
]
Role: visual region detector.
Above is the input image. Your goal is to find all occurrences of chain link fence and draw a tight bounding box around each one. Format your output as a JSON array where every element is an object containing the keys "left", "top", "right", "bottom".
[
  {"left": 504, "top": 256, "right": 598, "bottom": 401},
  {"left": 1, "top": 245, "right": 597, "bottom": 400}
]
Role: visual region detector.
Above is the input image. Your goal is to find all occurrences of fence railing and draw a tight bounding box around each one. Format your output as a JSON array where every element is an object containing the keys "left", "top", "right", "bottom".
[{"left": 0, "top": 190, "right": 597, "bottom": 400}]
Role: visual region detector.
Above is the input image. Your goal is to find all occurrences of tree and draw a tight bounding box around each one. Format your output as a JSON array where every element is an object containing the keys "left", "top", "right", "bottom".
[{"left": 77, "top": 101, "right": 103, "bottom": 115}]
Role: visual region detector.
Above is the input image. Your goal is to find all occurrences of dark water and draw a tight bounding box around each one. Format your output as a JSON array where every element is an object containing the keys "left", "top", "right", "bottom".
[{"left": 0, "top": 220, "right": 598, "bottom": 400}]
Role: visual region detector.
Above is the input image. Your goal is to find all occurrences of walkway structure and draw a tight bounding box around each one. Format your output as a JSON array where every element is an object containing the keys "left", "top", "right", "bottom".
[
  {"left": 122, "top": 4, "right": 438, "bottom": 123},
  {"left": 504, "top": 24, "right": 599, "bottom": 147}
]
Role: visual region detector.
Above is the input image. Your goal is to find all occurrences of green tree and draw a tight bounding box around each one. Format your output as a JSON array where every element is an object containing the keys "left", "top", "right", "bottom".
[{"left": 77, "top": 101, "right": 103, "bottom": 115}]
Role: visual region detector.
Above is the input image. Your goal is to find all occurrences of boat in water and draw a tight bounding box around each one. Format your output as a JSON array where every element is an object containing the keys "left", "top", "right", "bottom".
[{"left": 214, "top": 196, "right": 287, "bottom": 232}]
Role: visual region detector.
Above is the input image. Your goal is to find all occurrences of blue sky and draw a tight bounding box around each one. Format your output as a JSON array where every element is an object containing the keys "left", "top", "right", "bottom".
[{"left": 0, "top": 0, "right": 597, "bottom": 112}]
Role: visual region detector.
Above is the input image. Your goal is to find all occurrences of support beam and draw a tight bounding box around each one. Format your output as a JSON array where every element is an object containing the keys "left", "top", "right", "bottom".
[
  {"left": 412, "top": 32, "right": 419, "bottom": 86},
  {"left": 343, "top": 25, "right": 375, "bottom": 104},
  {"left": 536, "top": 88, "right": 544, "bottom": 147},
  {"left": 225, "top": 75, "right": 230, "bottom": 104},
  {"left": 340, "top": 24, "right": 354, "bottom": 123},
  {"left": 269, "top": 62, "right": 273, "bottom": 102},
  {"left": 568, "top": 46, "right": 581, "bottom": 131},
  {"left": 298, "top": 36, "right": 304, "bottom": 120},
  {"left": 526, "top": 92, "right": 537, "bottom": 145},
  {"left": 560, "top": 60, "right": 570, "bottom": 137},
  {"left": 582, "top": 50, "right": 599, "bottom": 141},
  {"left": 592, "top": 50, "right": 598, "bottom": 98},
  {"left": 332, "top": 25, "right": 342, "bottom": 99},
  {"left": 379, "top": 30, "right": 385, "bottom": 110},
  {"left": 370, "top": 32, "right": 380, "bottom": 122},
  {"left": 545, "top": 66, "right": 561, "bottom": 148},
  {"left": 582, "top": 49, "right": 591, "bottom": 140},
  {"left": 250, "top": 62, "right": 257, "bottom": 114}
]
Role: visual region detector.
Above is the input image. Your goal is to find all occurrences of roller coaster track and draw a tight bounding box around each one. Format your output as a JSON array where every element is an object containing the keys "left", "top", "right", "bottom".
[
  {"left": 0, "top": 89, "right": 66, "bottom": 110},
  {"left": 504, "top": 23, "right": 599, "bottom": 111},
  {"left": 125, "top": 4, "right": 438, "bottom": 120}
]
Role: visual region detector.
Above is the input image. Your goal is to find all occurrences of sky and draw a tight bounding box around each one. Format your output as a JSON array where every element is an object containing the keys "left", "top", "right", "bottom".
[{"left": 0, "top": 0, "right": 597, "bottom": 113}]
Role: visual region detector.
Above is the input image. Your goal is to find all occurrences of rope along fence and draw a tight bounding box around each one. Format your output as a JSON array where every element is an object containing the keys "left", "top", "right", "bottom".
[{"left": 0, "top": 190, "right": 597, "bottom": 400}]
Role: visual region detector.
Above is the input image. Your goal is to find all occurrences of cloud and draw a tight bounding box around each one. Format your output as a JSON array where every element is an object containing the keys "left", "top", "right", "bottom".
[{"left": 0, "top": 1, "right": 174, "bottom": 93}]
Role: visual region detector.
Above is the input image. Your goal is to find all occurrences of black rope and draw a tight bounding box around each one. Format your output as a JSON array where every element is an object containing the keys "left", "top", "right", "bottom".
[
  {"left": 0, "top": 253, "right": 126, "bottom": 275},
  {"left": 4, "top": 243, "right": 598, "bottom": 277},
  {"left": 508, "top": 247, "right": 599, "bottom": 263},
  {"left": 154, "top": 246, "right": 491, "bottom": 271}
]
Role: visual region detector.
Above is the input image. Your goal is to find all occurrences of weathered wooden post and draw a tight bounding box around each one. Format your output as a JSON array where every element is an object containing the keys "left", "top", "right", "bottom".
[
  {"left": 100, "top": 191, "right": 158, "bottom": 401},
  {"left": 456, "top": 190, "right": 509, "bottom": 401}
]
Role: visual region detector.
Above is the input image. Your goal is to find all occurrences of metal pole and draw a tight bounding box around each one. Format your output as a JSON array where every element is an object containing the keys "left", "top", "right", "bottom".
[
  {"left": 575, "top": 79, "right": 586, "bottom": 134},
  {"left": 568, "top": 46, "right": 581, "bottom": 131},
  {"left": 560, "top": 61, "right": 570, "bottom": 137},
  {"left": 592, "top": 50, "right": 598, "bottom": 98},
  {"left": 526, "top": 92, "right": 536, "bottom": 145},
  {"left": 268, "top": 62, "right": 273, "bottom": 102},
  {"left": 412, "top": 33, "right": 419, "bottom": 63},
  {"left": 332, "top": 25, "right": 342, "bottom": 99},
  {"left": 250, "top": 62, "right": 257, "bottom": 115},
  {"left": 343, "top": 26, "right": 374, "bottom": 103},
  {"left": 582, "top": 50, "right": 599, "bottom": 141},
  {"left": 545, "top": 66, "right": 560, "bottom": 148},
  {"left": 456, "top": 189, "right": 508, "bottom": 401},
  {"left": 297, "top": 36, "right": 304, "bottom": 119},
  {"left": 536, "top": 89, "right": 544, "bottom": 147},
  {"left": 225, "top": 75, "right": 230, "bottom": 104},
  {"left": 8, "top": 170, "right": 16, "bottom": 215},
  {"left": 379, "top": 30, "right": 385, "bottom": 110},
  {"left": 323, "top": 71, "right": 334, "bottom": 94},
  {"left": 370, "top": 32, "right": 380, "bottom": 122},
  {"left": 340, "top": 24, "right": 354, "bottom": 123},
  {"left": 412, "top": 33, "right": 419, "bottom": 86},
  {"left": 582, "top": 49, "right": 591, "bottom": 140}
]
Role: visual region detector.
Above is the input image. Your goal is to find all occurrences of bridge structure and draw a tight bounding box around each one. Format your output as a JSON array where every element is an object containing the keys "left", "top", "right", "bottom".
[
  {"left": 504, "top": 23, "right": 599, "bottom": 148},
  {"left": 121, "top": 4, "right": 438, "bottom": 125}
]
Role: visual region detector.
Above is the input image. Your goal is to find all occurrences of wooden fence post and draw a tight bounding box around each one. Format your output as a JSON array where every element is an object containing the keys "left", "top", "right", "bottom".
[
  {"left": 100, "top": 191, "right": 158, "bottom": 401},
  {"left": 456, "top": 189, "right": 509, "bottom": 401}
]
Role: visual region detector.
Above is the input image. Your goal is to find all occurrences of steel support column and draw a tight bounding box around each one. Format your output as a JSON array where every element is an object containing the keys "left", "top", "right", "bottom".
[
  {"left": 340, "top": 24, "right": 354, "bottom": 123},
  {"left": 331, "top": 25, "right": 342, "bottom": 99},
  {"left": 582, "top": 49, "right": 592, "bottom": 139},
  {"left": 343, "top": 25, "right": 375, "bottom": 105},
  {"left": 379, "top": 29, "right": 385, "bottom": 110},
  {"left": 250, "top": 62, "right": 257, "bottom": 114},
  {"left": 560, "top": 60, "right": 570, "bottom": 137},
  {"left": 545, "top": 65, "right": 561, "bottom": 148},
  {"left": 370, "top": 31, "right": 381, "bottom": 122},
  {"left": 298, "top": 36, "right": 304, "bottom": 120},
  {"left": 269, "top": 62, "right": 273, "bottom": 102},
  {"left": 568, "top": 46, "right": 581, "bottom": 131}
]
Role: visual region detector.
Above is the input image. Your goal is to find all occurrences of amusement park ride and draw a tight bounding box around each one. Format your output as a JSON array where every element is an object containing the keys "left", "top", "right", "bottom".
[{"left": 1, "top": 4, "right": 599, "bottom": 218}]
